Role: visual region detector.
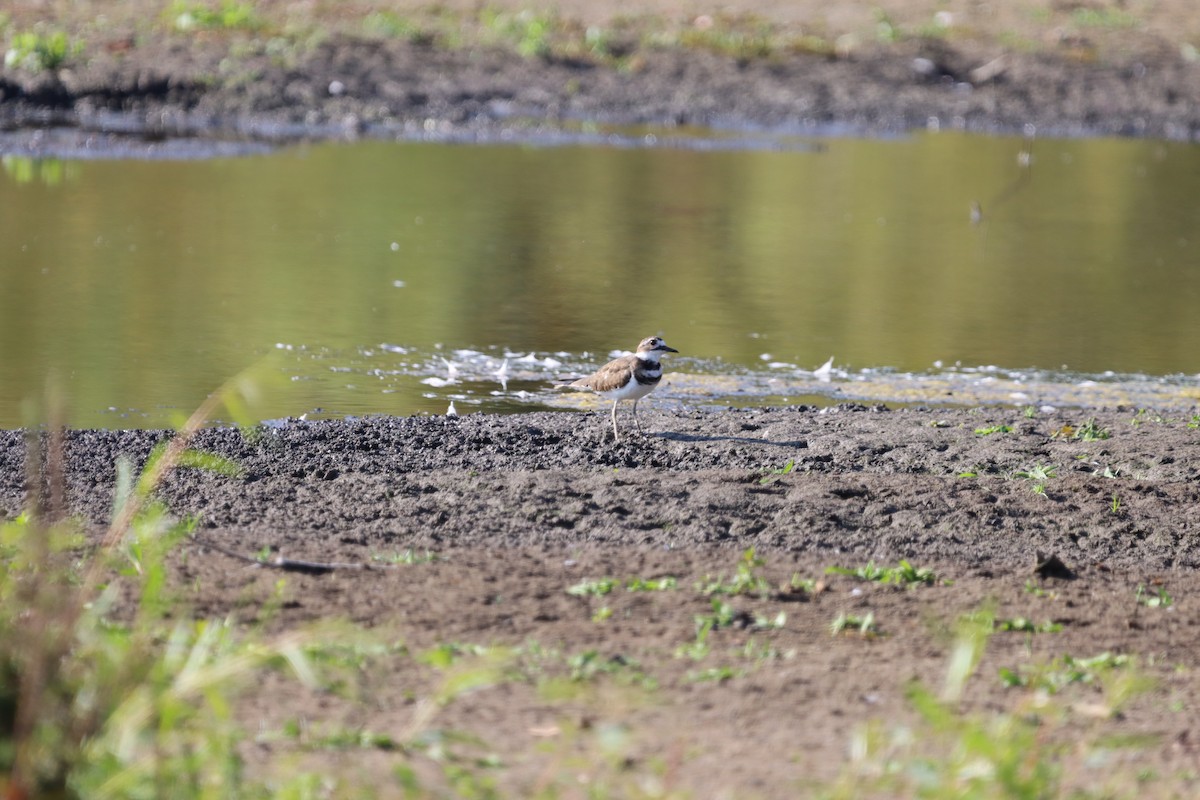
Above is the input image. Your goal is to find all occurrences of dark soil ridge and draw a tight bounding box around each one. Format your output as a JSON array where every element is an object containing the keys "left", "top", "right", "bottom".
[
  {"left": 4, "top": 405, "right": 1199, "bottom": 572},
  {"left": 3, "top": 32, "right": 1200, "bottom": 149}
]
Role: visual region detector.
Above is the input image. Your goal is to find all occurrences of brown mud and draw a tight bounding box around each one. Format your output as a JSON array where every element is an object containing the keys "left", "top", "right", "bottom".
[{"left": 4, "top": 405, "right": 1200, "bottom": 795}]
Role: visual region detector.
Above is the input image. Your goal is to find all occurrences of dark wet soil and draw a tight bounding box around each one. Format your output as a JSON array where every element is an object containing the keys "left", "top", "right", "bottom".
[
  {"left": 4, "top": 405, "right": 1200, "bottom": 795},
  {"left": 12, "top": 406, "right": 1200, "bottom": 570}
]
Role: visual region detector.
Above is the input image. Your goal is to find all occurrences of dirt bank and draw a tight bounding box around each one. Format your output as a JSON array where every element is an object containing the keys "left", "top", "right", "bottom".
[{"left": 2, "top": 0, "right": 1199, "bottom": 151}]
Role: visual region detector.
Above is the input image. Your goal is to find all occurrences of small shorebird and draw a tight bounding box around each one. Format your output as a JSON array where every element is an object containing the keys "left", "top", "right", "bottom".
[{"left": 561, "top": 336, "right": 679, "bottom": 442}]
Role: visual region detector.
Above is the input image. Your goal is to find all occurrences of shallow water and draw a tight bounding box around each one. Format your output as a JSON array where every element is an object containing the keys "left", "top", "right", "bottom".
[{"left": 2, "top": 131, "right": 1198, "bottom": 428}]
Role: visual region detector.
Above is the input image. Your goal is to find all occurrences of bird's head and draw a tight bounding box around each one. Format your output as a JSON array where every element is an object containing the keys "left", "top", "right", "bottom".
[{"left": 636, "top": 336, "right": 679, "bottom": 357}]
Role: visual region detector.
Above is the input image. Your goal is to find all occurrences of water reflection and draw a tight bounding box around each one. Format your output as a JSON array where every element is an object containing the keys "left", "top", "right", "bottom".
[{"left": 1, "top": 132, "right": 1197, "bottom": 427}]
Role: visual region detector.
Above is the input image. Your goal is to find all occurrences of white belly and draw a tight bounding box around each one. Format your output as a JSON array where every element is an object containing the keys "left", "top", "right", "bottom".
[{"left": 596, "top": 367, "right": 660, "bottom": 402}]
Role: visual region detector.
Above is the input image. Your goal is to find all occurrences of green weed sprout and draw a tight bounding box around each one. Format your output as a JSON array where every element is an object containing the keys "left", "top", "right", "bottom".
[
  {"left": 696, "top": 547, "right": 771, "bottom": 597},
  {"left": 825, "top": 559, "right": 938, "bottom": 587},
  {"left": 4, "top": 28, "right": 80, "bottom": 72}
]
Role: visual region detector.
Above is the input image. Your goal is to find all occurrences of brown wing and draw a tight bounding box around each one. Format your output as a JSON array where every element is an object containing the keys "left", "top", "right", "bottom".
[{"left": 570, "top": 354, "right": 636, "bottom": 393}]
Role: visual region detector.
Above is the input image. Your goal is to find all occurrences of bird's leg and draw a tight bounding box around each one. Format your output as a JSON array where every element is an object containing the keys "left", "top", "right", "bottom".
[
  {"left": 632, "top": 398, "right": 644, "bottom": 435},
  {"left": 610, "top": 399, "right": 621, "bottom": 443}
]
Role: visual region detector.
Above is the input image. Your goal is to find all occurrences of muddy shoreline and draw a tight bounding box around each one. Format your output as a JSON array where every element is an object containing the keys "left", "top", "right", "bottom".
[
  {"left": 3, "top": 9, "right": 1200, "bottom": 154},
  {"left": 4, "top": 405, "right": 1198, "bottom": 573}
]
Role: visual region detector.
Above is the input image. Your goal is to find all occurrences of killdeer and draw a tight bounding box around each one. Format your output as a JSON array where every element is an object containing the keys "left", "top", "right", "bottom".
[{"left": 562, "top": 336, "right": 679, "bottom": 442}]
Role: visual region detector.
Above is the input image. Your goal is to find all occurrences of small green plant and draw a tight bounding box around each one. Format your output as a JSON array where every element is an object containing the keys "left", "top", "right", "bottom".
[
  {"left": 624, "top": 575, "right": 677, "bottom": 591},
  {"left": 567, "top": 575, "right": 677, "bottom": 596},
  {"left": 999, "top": 652, "right": 1131, "bottom": 694},
  {"left": 268, "top": 718, "right": 401, "bottom": 752},
  {"left": 1012, "top": 462, "right": 1060, "bottom": 482},
  {"left": 911, "top": 14, "right": 953, "bottom": 40},
  {"left": 1110, "top": 493, "right": 1122, "bottom": 515},
  {"left": 1023, "top": 405, "right": 1037, "bottom": 418},
  {"left": 1023, "top": 580, "right": 1058, "bottom": 600},
  {"left": 1073, "top": 417, "right": 1111, "bottom": 441},
  {"left": 676, "top": 596, "right": 766, "bottom": 662},
  {"left": 681, "top": 618, "right": 792, "bottom": 686},
  {"left": 674, "top": 634, "right": 710, "bottom": 661},
  {"left": 5, "top": 28, "right": 80, "bottom": 72},
  {"left": 566, "top": 577, "right": 618, "bottom": 597},
  {"left": 583, "top": 25, "right": 612, "bottom": 59},
  {"left": 873, "top": 10, "right": 901, "bottom": 43},
  {"left": 169, "top": 0, "right": 260, "bottom": 32},
  {"left": 942, "top": 607, "right": 994, "bottom": 702},
  {"left": 753, "top": 611, "right": 787, "bottom": 630},
  {"left": 697, "top": 598, "right": 736, "bottom": 631},
  {"left": 826, "top": 559, "right": 937, "bottom": 587},
  {"left": 566, "top": 650, "right": 640, "bottom": 683},
  {"left": 1189, "top": 414, "right": 1200, "bottom": 429},
  {"left": 1012, "top": 462, "right": 1057, "bottom": 495},
  {"left": 675, "top": 601, "right": 722, "bottom": 661},
  {"left": 1071, "top": 7, "right": 1139, "bottom": 29},
  {"left": 788, "top": 573, "right": 816, "bottom": 593},
  {"left": 974, "top": 424, "right": 1013, "bottom": 436},
  {"left": 737, "top": 637, "right": 791, "bottom": 665},
  {"left": 1136, "top": 584, "right": 1173, "bottom": 608},
  {"left": 759, "top": 458, "right": 796, "bottom": 484},
  {"left": 480, "top": 8, "right": 553, "bottom": 58},
  {"left": 371, "top": 548, "right": 437, "bottom": 565},
  {"left": 830, "top": 612, "right": 878, "bottom": 637},
  {"left": 362, "top": 10, "right": 428, "bottom": 42},
  {"left": 301, "top": 639, "right": 409, "bottom": 672},
  {"left": 995, "top": 617, "right": 1062, "bottom": 633},
  {"left": 696, "top": 547, "right": 771, "bottom": 597},
  {"left": 703, "top": 29, "right": 771, "bottom": 61},
  {"left": 1130, "top": 408, "right": 1168, "bottom": 426},
  {"left": 417, "top": 641, "right": 491, "bottom": 668},
  {"left": 687, "top": 665, "right": 742, "bottom": 683}
]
